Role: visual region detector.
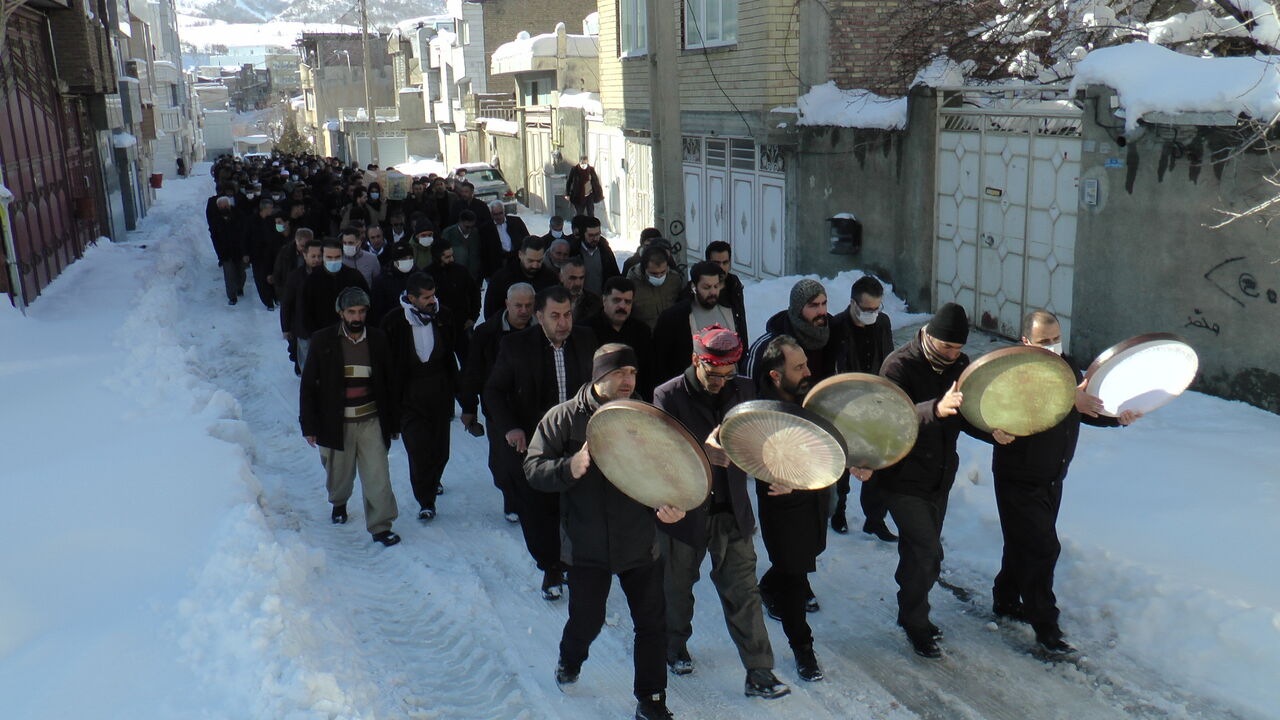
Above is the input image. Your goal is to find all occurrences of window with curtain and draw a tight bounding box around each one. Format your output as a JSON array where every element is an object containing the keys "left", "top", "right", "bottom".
[{"left": 619, "top": 0, "right": 648, "bottom": 57}]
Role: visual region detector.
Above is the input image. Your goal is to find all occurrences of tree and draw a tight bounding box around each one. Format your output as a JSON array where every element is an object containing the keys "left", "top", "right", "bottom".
[{"left": 275, "top": 107, "right": 312, "bottom": 155}]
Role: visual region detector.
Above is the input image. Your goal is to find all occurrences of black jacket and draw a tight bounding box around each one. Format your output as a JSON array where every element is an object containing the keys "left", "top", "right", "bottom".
[
  {"left": 719, "top": 273, "right": 750, "bottom": 345},
  {"left": 302, "top": 266, "right": 370, "bottom": 335},
  {"left": 479, "top": 215, "right": 530, "bottom": 267},
  {"left": 484, "top": 325, "right": 598, "bottom": 437},
  {"left": 569, "top": 236, "right": 621, "bottom": 286},
  {"left": 448, "top": 196, "right": 494, "bottom": 229},
  {"left": 652, "top": 298, "right": 750, "bottom": 387},
  {"left": 279, "top": 266, "right": 312, "bottom": 338},
  {"left": 751, "top": 382, "right": 829, "bottom": 573},
  {"left": 299, "top": 325, "right": 399, "bottom": 451},
  {"left": 525, "top": 383, "right": 660, "bottom": 572},
  {"left": 993, "top": 357, "right": 1119, "bottom": 483},
  {"left": 247, "top": 215, "right": 285, "bottom": 269},
  {"left": 462, "top": 311, "right": 526, "bottom": 415},
  {"left": 745, "top": 310, "right": 839, "bottom": 388},
  {"left": 830, "top": 306, "right": 894, "bottom": 375},
  {"left": 652, "top": 370, "right": 757, "bottom": 547},
  {"left": 369, "top": 267, "right": 413, "bottom": 327},
  {"left": 207, "top": 208, "right": 244, "bottom": 263},
  {"left": 589, "top": 313, "right": 654, "bottom": 399},
  {"left": 430, "top": 261, "right": 482, "bottom": 326},
  {"left": 380, "top": 300, "right": 462, "bottom": 420},
  {"left": 573, "top": 290, "right": 603, "bottom": 325},
  {"left": 272, "top": 242, "right": 303, "bottom": 294},
  {"left": 482, "top": 258, "right": 560, "bottom": 320},
  {"left": 565, "top": 165, "right": 604, "bottom": 205}
]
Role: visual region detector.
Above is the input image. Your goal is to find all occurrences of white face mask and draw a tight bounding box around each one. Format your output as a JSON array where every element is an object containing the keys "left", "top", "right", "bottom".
[
  {"left": 579, "top": 163, "right": 588, "bottom": 169},
  {"left": 417, "top": 235, "right": 434, "bottom": 247},
  {"left": 857, "top": 309, "right": 879, "bottom": 325},
  {"left": 395, "top": 259, "right": 415, "bottom": 273},
  {"left": 246, "top": 192, "right": 258, "bottom": 199},
  {"left": 550, "top": 229, "right": 563, "bottom": 238},
  {"left": 342, "top": 244, "right": 357, "bottom": 257},
  {"left": 1046, "top": 342, "right": 1063, "bottom": 355},
  {"left": 647, "top": 273, "right": 666, "bottom": 287},
  {"left": 370, "top": 192, "right": 380, "bottom": 200},
  {"left": 275, "top": 222, "right": 286, "bottom": 233}
]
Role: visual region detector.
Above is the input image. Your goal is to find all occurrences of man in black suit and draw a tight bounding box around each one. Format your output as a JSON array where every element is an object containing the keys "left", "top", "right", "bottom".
[
  {"left": 481, "top": 200, "right": 530, "bottom": 269},
  {"left": 483, "top": 236, "right": 560, "bottom": 320},
  {"left": 651, "top": 261, "right": 749, "bottom": 385},
  {"left": 569, "top": 215, "right": 620, "bottom": 296},
  {"left": 484, "top": 286, "right": 598, "bottom": 601}
]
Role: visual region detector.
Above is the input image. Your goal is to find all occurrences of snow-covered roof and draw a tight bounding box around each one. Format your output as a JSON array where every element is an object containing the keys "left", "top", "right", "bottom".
[
  {"left": 112, "top": 132, "right": 138, "bottom": 148},
  {"left": 795, "top": 82, "right": 908, "bottom": 130},
  {"left": 491, "top": 24, "right": 598, "bottom": 75},
  {"left": 398, "top": 86, "right": 424, "bottom": 94},
  {"left": 179, "top": 21, "right": 361, "bottom": 50},
  {"left": 478, "top": 117, "right": 520, "bottom": 136},
  {"left": 558, "top": 89, "right": 602, "bottom": 116},
  {"left": 234, "top": 134, "right": 272, "bottom": 144},
  {"left": 1069, "top": 43, "right": 1280, "bottom": 130},
  {"left": 395, "top": 14, "right": 453, "bottom": 33}
]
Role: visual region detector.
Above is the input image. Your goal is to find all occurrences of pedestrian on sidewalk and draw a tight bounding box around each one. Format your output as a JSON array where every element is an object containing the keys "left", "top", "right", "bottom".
[
  {"left": 300, "top": 286, "right": 403, "bottom": 547},
  {"left": 281, "top": 239, "right": 324, "bottom": 374},
  {"left": 209, "top": 195, "right": 247, "bottom": 305}
]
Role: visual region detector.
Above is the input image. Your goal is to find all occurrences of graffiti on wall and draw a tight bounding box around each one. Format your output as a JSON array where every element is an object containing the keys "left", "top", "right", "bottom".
[{"left": 1204, "top": 256, "right": 1280, "bottom": 308}]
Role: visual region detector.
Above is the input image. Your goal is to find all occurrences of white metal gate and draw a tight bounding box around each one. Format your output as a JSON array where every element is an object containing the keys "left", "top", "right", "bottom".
[
  {"left": 525, "top": 127, "right": 552, "bottom": 213},
  {"left": 682, "top": 136, "right": 786, "bottom": 280},
  {"left": 934, "top": 88, "right": 1082, "bottom": 346}
]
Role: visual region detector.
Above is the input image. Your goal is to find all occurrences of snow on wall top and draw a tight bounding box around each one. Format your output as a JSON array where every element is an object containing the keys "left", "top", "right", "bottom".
[
  {"left": 477, "top": 117, "right": 519, "bottom": 136},
  {"left": 557, "top": 89, "right": 602, "bottom": 115},
  {"left": 795, "top": 82, "right": 908, "bottom": 130},
  {"left": 1070, "top": 43, "right": 1280, "bottom": 130},
  {"left": 491, "top": 28, "right": 598, "bottom": 64}
]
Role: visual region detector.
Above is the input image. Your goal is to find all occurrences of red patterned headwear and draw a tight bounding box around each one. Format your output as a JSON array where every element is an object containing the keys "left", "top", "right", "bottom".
[{"left": 693, "top": 324, "right": 743, "bottom": 366}]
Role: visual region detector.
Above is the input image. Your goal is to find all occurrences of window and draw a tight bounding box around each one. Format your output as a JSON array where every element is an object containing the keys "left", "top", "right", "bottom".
[
  {"left": 684, "top": 0, "right": 737, "bottom": 49},
  {"left": 619, "top": 0, "right": 647, "bottom": 57},
  {"left": 458, "top": 20, "right": 470, "bottom": 45}
]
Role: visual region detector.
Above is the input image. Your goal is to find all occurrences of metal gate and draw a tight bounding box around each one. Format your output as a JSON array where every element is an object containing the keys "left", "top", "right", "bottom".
[
  {"left": 682, "top": 136, "right": 786, "bottom": 280},
  {"left": 525, "top": 126, "right": 551, "bottom": 214},
  {"left": 0, "top": 8, "right": 103, "bottom": 306},
  {"left": 934, "top": 87, "right": 1082, "bottom": 346}
]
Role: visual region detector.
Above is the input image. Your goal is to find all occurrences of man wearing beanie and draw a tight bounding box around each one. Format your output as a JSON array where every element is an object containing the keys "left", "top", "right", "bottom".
[
  {"left": 652, "top": 326, "right": 790, "bottom": 700},
  {"left": 525, "top": 344, "right": 686, "bottom": 720},
  {"left": 300, "top": 286, "right": 403, "bottom": 547},
  {"left": 878, "top": 301, "right": 1003, "bottom": 657}
]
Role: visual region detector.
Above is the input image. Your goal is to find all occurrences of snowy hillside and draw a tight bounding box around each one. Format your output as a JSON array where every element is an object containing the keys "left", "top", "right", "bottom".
[{"left": 177, "top": 0, "right": 444, "bottom": 29}]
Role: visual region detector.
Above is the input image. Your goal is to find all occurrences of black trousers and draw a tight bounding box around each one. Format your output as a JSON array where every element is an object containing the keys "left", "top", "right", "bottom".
[
  {"left": 885, "top": 489, "right": 950, "bottom": 630},
  {"left": 992, "top": 474, "right": 1064, "bottom": 626},
  {"left": 401, "top": 410, "right": 450, "bottom": 511},
  {"left": 251, "top": 259, "right": 275, "bottom": 307},
  {"left": 560, "top": 561, "right": 667, "bottom": 696},
  {"left": 834, "top": 472, "right": 889, "bottom": 525},
  {"left": 220, "top": 259, "right": 246, "bottom": 301},
  {"left": 484, "top": 418, "right": 518, "bottom": 515},
  {"left": 498, "top": 438, "right": 561, "bottom": 571},
  {"left": 759, "top": 566, "right": 812, "bottom": 650}
]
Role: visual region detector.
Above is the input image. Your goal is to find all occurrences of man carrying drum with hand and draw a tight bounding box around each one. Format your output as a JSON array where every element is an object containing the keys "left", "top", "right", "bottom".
[{"left": 525, "top": 344, "right": 686, "bottom": 720}]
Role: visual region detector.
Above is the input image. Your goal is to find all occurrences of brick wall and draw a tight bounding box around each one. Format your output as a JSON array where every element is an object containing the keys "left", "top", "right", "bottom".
[
  {"left": 48, "top": 8, "right": 116, "bottom": 95},
  {"left": 826, "top": 0, "right": 911, "bottom": 94},
  {"left": 482, "top": 0, "right": 598, "bottom": 93}
]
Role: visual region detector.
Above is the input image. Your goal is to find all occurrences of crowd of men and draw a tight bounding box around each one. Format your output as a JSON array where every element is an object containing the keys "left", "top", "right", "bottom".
[{"left": 205, "top": 152, "right": 1139, "bottom": 720}]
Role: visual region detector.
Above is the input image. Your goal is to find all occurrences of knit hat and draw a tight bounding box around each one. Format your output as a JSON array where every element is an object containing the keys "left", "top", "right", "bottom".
[
  {"left": 787, "top": 278, "right": 830, "bottom": 350},
  {"left": 591, "top": 345, "right": 640, "bottom": 383},
  {"left": 693, "top": 324, "right": 743, "bottom": 366},
  {"left": 926, "top": 302, "right": 969, "bottom": 344},
  {"left": 335, "top": 286, "right": 371, "bottom": 313},
  {"left": 789, "top": 278, "right": 826, "bottom": 316}
]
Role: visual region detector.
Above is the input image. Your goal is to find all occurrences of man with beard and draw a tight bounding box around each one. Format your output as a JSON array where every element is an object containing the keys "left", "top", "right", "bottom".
[
  {"left": 281, "top": 239, "right": 324, "bottom": 373},
  {"left": 485, "top": 287, "right": 598, "bottom": 600},
  {"left": 381, "top": 274, "right": 464, "bottom": 521},
  {"left": 482, "top": 236, "right": 560, "bottom": 320},
  {"left": 652, "top": 261, "right": 748, "bottom": 384},
  {"left": 589, "top": 276, "right": 653, "bottom": 399},
  {"left": 878, "top": 302, "right": 1010, "bottom": 658},
  {"left": 546, "top": 238, "right": 572, "bottom": 273},
  {"left": 428, "top": 240, "right": 482, "bottom": 336},
  {"left": 300, "top": 287, "right": 402, "bottom": 547},
  {"left": 568, "top": 215, "right": 620, "bottom": 296},
  {"left": 463, "top": 283, "right": 536, "bottom": 523},
  {"left": 559, "top": 256, "right": 603, "bottom": 324},
  {"left": 744, "top": 334, "right": 838, "bottom": 682},
  {"left": 449, "top": 180, "right": 494, "bottom": 229},
  {"left": 828, "top": 275, "right": 898, "bottom": 540},
  {"left": 703, "top": 241, "right": 748, "bottom": 343},
  {"left": 525, "top": 344, "right": 685, "bottom": 720},
  {"left": 653, "top": 326, "right": 790, "bottom": 700},
  {"left": 442, "top": 210, "right": 487, "bottom": 282}
]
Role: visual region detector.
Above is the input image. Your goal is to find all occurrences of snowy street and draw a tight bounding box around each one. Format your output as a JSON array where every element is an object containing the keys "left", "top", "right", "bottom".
[{"left": 3, "top": 169, "right": 1278, "bottom": 720}]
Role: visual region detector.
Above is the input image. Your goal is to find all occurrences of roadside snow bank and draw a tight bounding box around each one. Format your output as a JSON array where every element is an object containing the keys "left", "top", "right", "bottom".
[{"left": 796, "top": 82, "right": 909, "bottom": 130}]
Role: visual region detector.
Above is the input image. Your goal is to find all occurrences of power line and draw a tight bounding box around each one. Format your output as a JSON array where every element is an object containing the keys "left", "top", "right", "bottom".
[{"left": 685, "top": 1, "right": 754, "bottom": 137}]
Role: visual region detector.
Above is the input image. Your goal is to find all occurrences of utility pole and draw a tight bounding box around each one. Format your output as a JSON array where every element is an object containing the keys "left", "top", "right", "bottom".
[
  {"left": 646, "top": 0, "right": 685, "bottom": 249},
  {"left": 359, "top": 0, "right": 379, "bottom": 165}
]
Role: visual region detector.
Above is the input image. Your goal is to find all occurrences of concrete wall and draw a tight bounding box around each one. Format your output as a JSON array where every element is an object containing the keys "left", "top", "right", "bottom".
[
  {"left": 1074, "top": 87, "right": 1280, "bottom": 413},
  {"left": 789, "top": 89, "right": 937, "bottom": 311},
  {"left": 482, "top": 0, "right": 597, "bottom": 93},
  {"left": 489, "top": 131, "right": 527, "bottom": 197}
]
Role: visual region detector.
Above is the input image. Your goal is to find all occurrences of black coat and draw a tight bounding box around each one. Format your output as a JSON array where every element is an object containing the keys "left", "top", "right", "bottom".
[
  {"left": 719, "top": 274, "right": 750, "bottom": 345},
  {"left": 752, "top": 382, "right": 829, "bottom": 573},
  {"left": 525, "top": 383, "right": 659, "bottom": 572},
  {"left": 302, "top": 266, "right": 370, "bottom": 335},
  {"left": 993, "top": 357, "right": 1119, "bottom": 483},
  {"left": 745, "top": 310, "right": 839, "bottom": 389},
  {"left": 207, "top": 208, "right": 244, "bottom": 263},
  {"left": 279, "top": 266, "right": 312, "bottom": 337},
  {"left": 380, "top": 302, "right": 462, "bottom": 420},
  {"left": 448, "top": 196, "right": 494, "bottom": 229},
  {"left": 878, "top": 333, "right": 980, "bottom": 498},
  {"left": 830, "top": 306, "right": 894, "bottom": 375},
  {"left": 484, "top": 325, "right": 598, "bottom": 437},
  {"left": 651, "top": 298, "right": 750, "bottom": 387},
  {"left": 652, "top": 370, "right": 757, "bottom": 547},
  {"left": 247, "top": 215, "right": 285, "bottom": 269},
  {"left": 565, "top": 165, "right": 604, "bottom": 205},
  {"left": 430, "top": 261, "right": 482, "bottom": 326},
  {"left": 568, "top": 236, "right": 621, "bottom": 285},
  {"left": 369, "top": 267, "right": 412, "bottom": 327},
  {"left": 479, "top": 215, "right": 530, "bottom": 266},
  {"left": 462, "top": 311, "right": 526, "bottom": 415},
  {"left": 299, "top": 324, "right": 399, "bottom": 451},
  {"left": 272, "top": 242, "right": 303, "bottom": 294},
  {"left": 482, "top": 258, "right": 560, "bottom": 320},
  {"left": 589, "top": 313, "right": 654, "bottom": 399},
  {"left": 573, "top": 290, "right": 603, "bottom": 325}
]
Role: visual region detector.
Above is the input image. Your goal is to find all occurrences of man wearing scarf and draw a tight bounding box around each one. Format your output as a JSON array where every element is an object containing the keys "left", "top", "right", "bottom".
[
  {"left": 652, "top": 326, "right": 789, "bottom": 700},
  {"left": 878, "top": 302, "right": 1003, "bottom": 658},
  {"left": 381, "top": 273, "right": 464, "bottom": 520}
]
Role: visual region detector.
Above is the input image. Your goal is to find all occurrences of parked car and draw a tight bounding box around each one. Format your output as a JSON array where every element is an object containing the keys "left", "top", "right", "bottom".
[{"left": 450, "top": 162, "right": 518, "bottom": 215}]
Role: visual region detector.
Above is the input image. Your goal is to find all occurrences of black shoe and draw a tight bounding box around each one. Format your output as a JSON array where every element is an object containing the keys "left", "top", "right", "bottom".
[
  {"left": 805, "top": 592, "right": 820, "bottom": 613},
  {"left": 862, "top": 519, "right": 898, "bottom": 542},
  {"left": 541, "top": 569, "right": 564, "bottom": 601},
  {"left": 1034, "top": 623, "right": 1076, "bottom": 654},
  {"left": 927, "top": 622, "right": 944, "bottom": 640},
  {"left": 228, "top": 297, "right": 237, "bottom": 305},
  {"left": 331, "top": 503, "right": 348, "bottom": 524},
  {"left": 634, "top": 692, "right": 674, "bottom": 720},
  {"left": 418, "top": 508, "right": 436, "bottom": 521},
  {"left": 372, "top": 531, "right": 401, "bottom": 547},
  {"left": 744, "top": 668, "right": 790, "bottom": 699},
  {"left": 830, "top": 513, "right": 849, "bottom": 534},
  {"left": 904, "top": 626, "right": 942, "bottom": 659},
  {"left": 794, "top": 644, "right": 823, "bottom": 681},
  {"left": 759, "top": 585, "right": 782, "bottom": 622},
  {"left": 555, "top": 659, "right": 580, "bottom": 686},
  {"left": 993, "top": 600, "right": 1029, "bottom": 624},
  {"left": 666, "top": 647, "right": 693, "bottom": 676}
]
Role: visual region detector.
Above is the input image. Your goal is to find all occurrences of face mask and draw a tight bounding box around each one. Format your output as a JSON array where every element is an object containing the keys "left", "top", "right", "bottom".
[
  {"left": 579, "top": 163, "right": 588, "bottom": 169},
  {"left": 246, "top": 192, "right": 258, "bottom": 199},
  {"left": 324, "top": 260, "right": 342, "bottom": 273},
  {"left": 857, "top": 309, "right": 879, "bottom": 325},
  {"left": 370, "top": 192, "right": 380, "bottom": 200},
  {"left": 647, "top": 273, "right": 666, "bottom": 287},
  {"left": 395, "top": 259, "right": 415, "bottom": 273},
  {"left": 392, "top": 225, "right": 404, "bottom": 235},
  {"left": 551, "top": 229, "right": 563, "bottom": 238},
  {"left": 275, "top": 222, "right": 286, "bottom": 233},
  {"left": 342, "top": 244, "right": 357, "bottom": 257},
  {"left": 273, "top": 193, "right": 284, "bottom": 201},
  {"left": 417, "top": 235, "right": 434, "bottom": 247},
  {"left": 1045, "top": 342, "right": 1063, "bottom": 355}
]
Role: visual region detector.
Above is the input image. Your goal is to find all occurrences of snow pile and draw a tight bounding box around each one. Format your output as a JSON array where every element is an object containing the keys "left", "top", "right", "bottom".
[
  {"left": 394, "top": 155, "right": 448, "bottom": 177},
  {"left": 796, "top": 82, "right": 909, "bottom": 130},
  {"left": 478, "top": 117, "right": 520, "bottom": 136},
  {"left": 112, "top": 132, "right": 138, "bottom": 148},
  {"left": 1071, "top": 43, "right": 1280, "bottom": 129},
  {"left": 558, "top": 89, "right": 603, "bottom": 115}
]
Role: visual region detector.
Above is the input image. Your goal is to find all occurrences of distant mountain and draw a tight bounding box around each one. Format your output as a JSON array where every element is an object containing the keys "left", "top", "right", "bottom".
[{"left": 177, "top": 0, "right": 445, "bottom": 29}]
